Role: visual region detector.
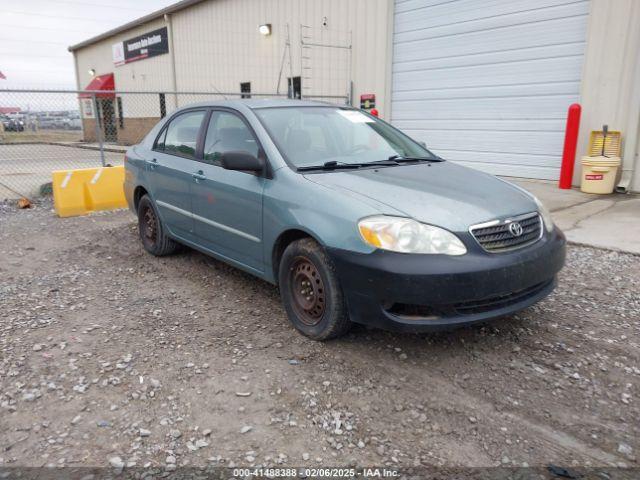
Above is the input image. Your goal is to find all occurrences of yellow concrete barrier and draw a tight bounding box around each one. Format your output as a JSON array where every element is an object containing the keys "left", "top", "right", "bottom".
[{"left": 52, "top": 165, "right": 127, "bottom": 218}]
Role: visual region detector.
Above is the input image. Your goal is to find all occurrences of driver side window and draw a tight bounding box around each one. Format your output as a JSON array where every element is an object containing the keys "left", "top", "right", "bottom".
[{"left": 203, "top": 111, "right": 259, "bottom": 165}]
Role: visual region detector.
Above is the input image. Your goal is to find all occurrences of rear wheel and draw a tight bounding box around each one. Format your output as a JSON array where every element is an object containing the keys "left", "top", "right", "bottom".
[
  {"left": 137, "top": 194, "right": 178, "bottom": 256},
  {"left": 278, "top": 238, "right": 351, "bottom": 340}
]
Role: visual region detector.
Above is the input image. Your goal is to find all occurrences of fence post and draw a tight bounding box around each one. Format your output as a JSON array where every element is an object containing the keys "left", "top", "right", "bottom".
[{"left": 92, "top": 93, "right": 106, "bottom": 167}]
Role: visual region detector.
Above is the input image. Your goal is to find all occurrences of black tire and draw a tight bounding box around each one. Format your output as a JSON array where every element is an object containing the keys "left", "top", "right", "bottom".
[
  {"left": 278, "top": 238, "right": 351, "bottom": 340},
  {"left": 137, "top": 194, "right": 178, "bottom": 256}
]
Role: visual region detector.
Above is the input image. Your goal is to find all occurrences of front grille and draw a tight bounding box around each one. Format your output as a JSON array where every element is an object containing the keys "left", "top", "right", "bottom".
[{"left": 470, "top": 212, "right": 542, "bottom": 252}]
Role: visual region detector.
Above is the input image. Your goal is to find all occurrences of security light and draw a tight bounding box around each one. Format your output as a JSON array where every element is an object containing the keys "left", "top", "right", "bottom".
[
  {"left": 259, "top": 24, "right": 271, "bottom": 36},
  {"left": 88, "top": 68, "right": 96, "bottom": 76}
]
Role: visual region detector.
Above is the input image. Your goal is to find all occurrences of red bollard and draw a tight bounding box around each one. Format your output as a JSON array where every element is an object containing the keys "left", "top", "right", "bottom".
[{"left": 559, "top": 103, "right": 582, "bottom": 189}]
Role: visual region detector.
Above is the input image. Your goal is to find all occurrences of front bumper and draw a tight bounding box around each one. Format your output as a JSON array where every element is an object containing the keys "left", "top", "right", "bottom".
[{"left": 327, "top": 229, "right": 566, "bottom": 332}]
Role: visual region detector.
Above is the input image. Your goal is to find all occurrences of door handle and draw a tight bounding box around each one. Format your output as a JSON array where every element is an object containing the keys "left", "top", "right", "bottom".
[
  {"left": 192, "top": 170, "right": 206, "bottom": 181},
  {"left": 148, "top": 158, "right": 158, "bottom": 170}
]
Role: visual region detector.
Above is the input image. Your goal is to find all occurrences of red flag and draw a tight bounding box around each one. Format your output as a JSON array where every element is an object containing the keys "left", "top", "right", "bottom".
[{"left": 0, "top": 71, "right": 6, "bottom": 80}]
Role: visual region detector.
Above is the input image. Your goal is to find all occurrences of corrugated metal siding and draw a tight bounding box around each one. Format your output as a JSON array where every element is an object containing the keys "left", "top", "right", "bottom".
[
  {"left": 74, "top": 0, "right": 393, "bottom": 116},
  {"left": 391, "top": 0, "right": 591, "bottom": 180},
  {"left": 171, "top": 0, "right": 389, "bottom": 103}
]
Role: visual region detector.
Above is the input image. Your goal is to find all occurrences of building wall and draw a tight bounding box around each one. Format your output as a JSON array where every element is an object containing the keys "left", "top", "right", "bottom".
[
  {"left": 73, "top": 0, "right": 392, "bottom": 129},
  {"left": 575, "top": 0, "right": 640, "bottom": 192}
]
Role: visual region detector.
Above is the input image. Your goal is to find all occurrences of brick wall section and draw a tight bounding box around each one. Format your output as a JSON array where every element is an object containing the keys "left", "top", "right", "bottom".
[{"left": 82, "top": 117, "right": 160, "bottom": 145}]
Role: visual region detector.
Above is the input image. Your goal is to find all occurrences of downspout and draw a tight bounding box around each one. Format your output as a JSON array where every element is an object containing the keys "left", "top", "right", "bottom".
[{"left": 164, "top": 13, "right": 178, "bottom": 110}]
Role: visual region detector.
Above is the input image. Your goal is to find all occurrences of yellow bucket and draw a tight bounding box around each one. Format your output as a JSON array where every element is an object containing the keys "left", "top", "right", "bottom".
[{"left": 580, "top": 156, "right": 621, "bottom": 194}]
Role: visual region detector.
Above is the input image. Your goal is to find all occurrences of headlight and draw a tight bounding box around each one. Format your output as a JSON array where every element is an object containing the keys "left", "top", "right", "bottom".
[
  {"left": 533, "top": 196, "right": 554, "bottom": 233},
  {"left": 358, "top": 216, "right": 467, "bottom": 255}
]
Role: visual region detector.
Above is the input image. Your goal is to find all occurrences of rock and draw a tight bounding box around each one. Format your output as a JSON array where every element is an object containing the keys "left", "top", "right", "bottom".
[
  {"left": 202, "top": 429, "right": 212, "bottom": 437},
  {"left": 32, "top": 344, "right": 44, "bottom": 351},
  {"left": 109, "top": 456, "right": 124, "bottom": 473},
  {"left": 240, "top": 426, "right": 252, "bottom": 434},
  {"left": 288, "top": 359, "right": 300, "bottom": 365},
  {"left": 357, "top": 440, "right": 365, "bottom": 449},
  {"left": 618, "top": 443, "right": 633, "bottom": 457},
  {"left": 150, "top": 378, "right": 162, "bottom": 389},
  {"left": 469, "top": 416, "right": 477, "bottom": 423},
  {"left": 165, "top": 455, "right": 176, "bottom": 464},
  {"left": 71, "top": 415, "right": 82, "bottom": 425},
  {"left": 235, "top": 392, "right": 252, "bottom": 397},
  {"left": 399, "top": 353, "right": 408, "bottom": 360},
  {"left": 169, "top": 429, "right": 181, "bottom": 439},
  {"left": 139, "top": 428, "right": 151, "bottom": 437},
  {"left": 195, "top": 439, "right": 209, "bottom": 449},
  {"left": 302, "top": 452, "right": 310, "bottom": 461}
]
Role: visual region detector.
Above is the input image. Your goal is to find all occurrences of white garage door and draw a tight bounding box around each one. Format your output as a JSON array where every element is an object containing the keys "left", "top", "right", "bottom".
[{"left": 391, "top": 0, "right": 591, "bottom": 180}]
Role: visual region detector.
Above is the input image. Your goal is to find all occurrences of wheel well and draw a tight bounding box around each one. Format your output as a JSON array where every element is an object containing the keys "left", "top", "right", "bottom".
[
  {"left": 133, "top": 186, "right": 148, "bottom": 211},
  {"left": 272, "top": 229, "right": 313, "bottom": 283}
]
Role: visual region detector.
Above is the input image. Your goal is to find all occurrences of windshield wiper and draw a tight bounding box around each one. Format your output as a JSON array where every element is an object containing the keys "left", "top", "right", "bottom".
[
  {"left": 297, "top": 161, "right": 364, "bottom": 171},
  {"left": 387, "top": 154, "right": 444, "bottom": 162}
]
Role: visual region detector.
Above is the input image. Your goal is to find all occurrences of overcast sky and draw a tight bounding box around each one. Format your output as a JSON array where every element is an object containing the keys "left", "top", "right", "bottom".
[{"left": 0, "top": 0, "right": 177, "bottom": 89}]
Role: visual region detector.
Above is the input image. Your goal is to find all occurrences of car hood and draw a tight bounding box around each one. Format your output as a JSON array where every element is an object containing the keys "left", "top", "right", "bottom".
[{"left": 303, "top": 162, "right": 536, "bottom": 232}]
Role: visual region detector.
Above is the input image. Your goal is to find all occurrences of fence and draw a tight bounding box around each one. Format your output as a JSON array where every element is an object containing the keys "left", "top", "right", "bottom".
[{"left": 0, "top": 89, "right": 349, "bottom": 200}]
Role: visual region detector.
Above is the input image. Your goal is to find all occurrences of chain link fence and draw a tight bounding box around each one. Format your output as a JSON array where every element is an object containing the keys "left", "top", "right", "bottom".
[{"left": 0, "top": 89, "right": 348, "bottom": 200}]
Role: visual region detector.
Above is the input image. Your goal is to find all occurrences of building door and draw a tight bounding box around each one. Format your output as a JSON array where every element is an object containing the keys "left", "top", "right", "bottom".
[
  {"left": 97, "top": 98, "right": 117, "bottom": 143},
  {"left": 390, "top": 0, "right": 590, "bottom": 180}
]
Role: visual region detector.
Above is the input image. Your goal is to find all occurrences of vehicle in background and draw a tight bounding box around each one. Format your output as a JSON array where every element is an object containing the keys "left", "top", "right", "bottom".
[
  {"left": 59, "top": 114, "right": 82, "bottom": 130},
  {"left": 0, "top": 114, "right": 24, "bottom": 132}
]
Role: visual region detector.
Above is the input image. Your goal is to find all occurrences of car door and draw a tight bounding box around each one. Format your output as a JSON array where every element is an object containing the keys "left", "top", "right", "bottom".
[
  {"left": 191, "top": 109, "right": 265, "bottom": 272},
  {"left": 146, "top": 109, "right": 207, "bottom": 239}
]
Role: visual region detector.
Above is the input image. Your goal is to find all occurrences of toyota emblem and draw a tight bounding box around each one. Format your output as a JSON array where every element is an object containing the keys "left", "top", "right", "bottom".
[{"left": 508, "top": 222, "right": 524, "bottom": 237}]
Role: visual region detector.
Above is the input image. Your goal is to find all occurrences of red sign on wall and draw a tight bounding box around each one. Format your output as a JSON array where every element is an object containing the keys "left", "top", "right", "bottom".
[{"left": 585, "top": 174, "right": 604, "bottom": 180}]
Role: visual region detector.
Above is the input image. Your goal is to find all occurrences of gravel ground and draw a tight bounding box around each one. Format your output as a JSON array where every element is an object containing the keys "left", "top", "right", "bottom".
[{"left": 0, "top": 200, "right": 638, "bottom": 475}]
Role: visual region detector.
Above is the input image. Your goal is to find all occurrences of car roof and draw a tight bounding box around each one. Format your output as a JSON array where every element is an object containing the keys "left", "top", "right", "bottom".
[{"left": 174, "top": 98, "right": 346, "bottom": 110}]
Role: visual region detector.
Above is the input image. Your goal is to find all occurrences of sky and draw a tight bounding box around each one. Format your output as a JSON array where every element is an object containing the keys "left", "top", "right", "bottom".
[{"left": 0, "top": 0, "right": 177, "bottom": 89}]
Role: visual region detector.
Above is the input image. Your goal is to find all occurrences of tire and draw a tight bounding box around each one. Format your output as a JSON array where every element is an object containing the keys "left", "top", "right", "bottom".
[
  {"left": 137, "top": 194, "right": 178, "bottom": 256},
  {"left": 278, "top": 238, "right": 352, "bottom": 340}
]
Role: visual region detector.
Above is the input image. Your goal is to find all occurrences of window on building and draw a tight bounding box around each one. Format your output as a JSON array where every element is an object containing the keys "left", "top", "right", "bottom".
[
  {"left": 159, "top": 93, "right": 166, "bottom": 118},
  {"left": 203, "top": 111, "right": 259, "bottom": 165},
  {"left": 240, "top": 82, "right": 251, "bottom": 99},
  {"left": 287, "top": 76, "right": 302, "bottom": 99},
  {"left": 157, "top": 110, "right": 206, "bottom": 159}
]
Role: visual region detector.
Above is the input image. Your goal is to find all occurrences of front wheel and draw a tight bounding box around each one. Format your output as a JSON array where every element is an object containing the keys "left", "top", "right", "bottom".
[
  {"left": 137, "top": 194, "right": 178, "bottom": 256},
  {"left": 278, "top": 238, "right": 351, "bottom": 340}
]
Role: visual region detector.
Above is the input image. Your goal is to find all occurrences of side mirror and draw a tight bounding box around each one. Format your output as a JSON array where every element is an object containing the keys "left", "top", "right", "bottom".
[{"left": 220, "top": 151, "right": 264, "bottom": 172}]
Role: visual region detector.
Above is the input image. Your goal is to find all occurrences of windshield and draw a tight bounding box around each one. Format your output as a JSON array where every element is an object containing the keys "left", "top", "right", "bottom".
[{"left": 253, "top": 106, "right": 437, "bottom": 169}]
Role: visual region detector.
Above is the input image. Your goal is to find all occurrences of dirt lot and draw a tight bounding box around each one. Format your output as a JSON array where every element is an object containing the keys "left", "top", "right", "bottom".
[{"left": 1, "top": 200, "right": 638, "bottom": 475}]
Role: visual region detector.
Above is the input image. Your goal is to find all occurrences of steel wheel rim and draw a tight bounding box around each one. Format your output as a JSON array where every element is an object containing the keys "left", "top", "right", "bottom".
[
  {"left": 290, "top": 257, "right": 325, "bottom": 326},
  {"left": 142, "top": 206, "right": 157, "bottom": 246}
]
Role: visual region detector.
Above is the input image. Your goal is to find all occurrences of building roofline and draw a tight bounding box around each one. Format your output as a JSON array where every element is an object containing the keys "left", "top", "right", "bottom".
[{"left": 68, "top": 0, "right": 206, "bottom": 52}]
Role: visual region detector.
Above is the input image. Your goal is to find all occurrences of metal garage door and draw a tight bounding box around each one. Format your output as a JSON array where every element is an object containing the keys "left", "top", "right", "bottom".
[{"left": 391, "top": 0, "right": 591, "bottom": 180}]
